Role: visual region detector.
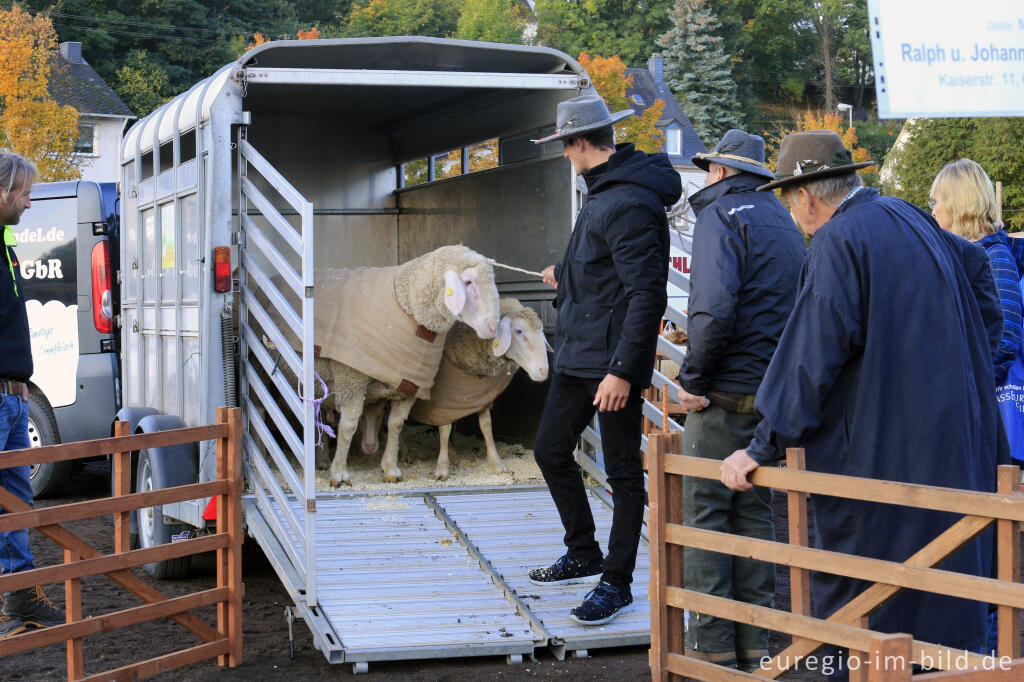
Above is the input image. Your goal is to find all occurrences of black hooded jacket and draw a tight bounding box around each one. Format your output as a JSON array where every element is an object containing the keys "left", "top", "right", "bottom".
[{"left": 552, "top": 143, "right": 682, "bottom": 386}]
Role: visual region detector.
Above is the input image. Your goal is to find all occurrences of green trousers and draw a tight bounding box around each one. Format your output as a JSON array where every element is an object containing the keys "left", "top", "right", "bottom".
[{"left": 682, "top": 404, "right": 775, "bottom": 655}]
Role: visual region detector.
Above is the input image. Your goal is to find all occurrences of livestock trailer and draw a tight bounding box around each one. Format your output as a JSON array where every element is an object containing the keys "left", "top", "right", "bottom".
[{"left": 116, "top": 37, "right": 688, "bottom": 672}]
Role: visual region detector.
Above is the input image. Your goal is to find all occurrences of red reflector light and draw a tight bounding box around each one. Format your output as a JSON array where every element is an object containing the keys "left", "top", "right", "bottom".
[
  {"left": 213, "top": 246, "right": 231, "bottom": 293},
  {"left": 91, "top": 241, "right": 113, "bottom": 333}
]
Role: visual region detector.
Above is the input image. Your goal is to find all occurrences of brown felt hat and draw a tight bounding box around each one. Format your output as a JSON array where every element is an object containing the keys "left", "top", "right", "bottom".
[{"left": 757, "top": 130, "right": 873, "bottom": 192}]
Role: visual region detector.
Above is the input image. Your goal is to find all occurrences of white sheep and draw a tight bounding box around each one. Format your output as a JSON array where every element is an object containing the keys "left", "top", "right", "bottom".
[
  {"left": 315, "top": 245, "right": 500, "bottom": 486},
  {"left": 407, "top": 298, "right": 548, "bottom": 480}
]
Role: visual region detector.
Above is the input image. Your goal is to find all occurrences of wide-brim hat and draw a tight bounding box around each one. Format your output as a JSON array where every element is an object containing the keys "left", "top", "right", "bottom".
[
  {"left": 531, "top": 94, "right": 634, "bottom": 144},
  {"left": 758, "top": 130, "right": 873, "bottom": 192},
  {"left": 692, "top": 129, "right": 773, "bottom": 180}
]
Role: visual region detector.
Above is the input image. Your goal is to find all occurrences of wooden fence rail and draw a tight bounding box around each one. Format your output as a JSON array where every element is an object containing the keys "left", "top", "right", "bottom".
[
  {"left": 646, "top": 431, "right": 1024, "bottom": 681},
  {"left": 0, "top": 406, "right": 243, "bottom": 681}
]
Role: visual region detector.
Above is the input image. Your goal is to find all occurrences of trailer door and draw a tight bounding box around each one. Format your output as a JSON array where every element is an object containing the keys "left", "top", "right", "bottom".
[{"left": 234, "top": 127, "right": 319, "bottom": 607}]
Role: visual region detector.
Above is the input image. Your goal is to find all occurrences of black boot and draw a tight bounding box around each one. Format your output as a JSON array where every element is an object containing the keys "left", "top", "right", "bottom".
[
  {"left": 0, "top": 613, "right": 25, "bottom": 638},
  {"left": 3, "top": 586, "right": 63, "bottom": 628}
]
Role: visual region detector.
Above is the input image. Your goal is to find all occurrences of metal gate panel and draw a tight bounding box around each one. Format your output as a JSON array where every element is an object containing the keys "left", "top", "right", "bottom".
[{"left": 237, "top": 131, "right": 318, "bottom": 606}]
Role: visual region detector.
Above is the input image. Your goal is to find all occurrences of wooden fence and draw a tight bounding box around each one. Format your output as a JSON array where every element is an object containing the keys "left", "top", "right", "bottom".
[
  {"left": 0, "top": 406, "right": 243, "bottom": 681},
  {"left": 646, "top": 430, "right": 1024, "bottom": 681}
]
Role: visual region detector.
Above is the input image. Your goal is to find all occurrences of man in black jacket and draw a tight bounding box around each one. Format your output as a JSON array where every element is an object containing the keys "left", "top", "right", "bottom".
[
  {"left": 0, "top": 152, "right": 64, "bottom": 639},
  {"left": 677, "top": 130, "right": 805, "bottom": 670},
  {"left": 528, "top": 94, "right": 681, "bottom": 625}
]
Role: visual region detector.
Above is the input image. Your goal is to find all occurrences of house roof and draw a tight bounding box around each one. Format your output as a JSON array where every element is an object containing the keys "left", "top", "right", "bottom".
[
  {"left": 49, "top": 44, "right": 134, "bottom": 119},
  {"left": 624, "top": 65, "right": 706, "bottom": 165}
]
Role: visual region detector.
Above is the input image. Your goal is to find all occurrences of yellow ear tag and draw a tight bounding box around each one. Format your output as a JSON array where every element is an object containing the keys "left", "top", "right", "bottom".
[
  {"left": 492, "top": 339, "right": 499, "bottom": 348},
  {"left": 445, "top": 287, "right": 454, "bottom": 296}
]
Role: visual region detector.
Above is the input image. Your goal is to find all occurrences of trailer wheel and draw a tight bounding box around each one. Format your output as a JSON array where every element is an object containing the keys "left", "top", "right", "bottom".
[
  {"left": 352, "top": 662, "right": 368, "bottom": 674},
  {"left": 134, "top": 450, "right": 192, "bottom": 579},
  {"left": 27, "top": 392, "right": 71, "bottom": 499}
]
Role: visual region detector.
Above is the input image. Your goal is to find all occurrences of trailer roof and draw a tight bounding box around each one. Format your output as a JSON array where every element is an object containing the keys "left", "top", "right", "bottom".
[{"left": 122, "top": 38, "right": 586, "bottom": 163}]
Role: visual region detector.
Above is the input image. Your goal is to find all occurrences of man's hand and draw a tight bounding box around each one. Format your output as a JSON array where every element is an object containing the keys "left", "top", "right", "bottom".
[
  {"left": 720, "top": 449, "right": 759, "bottom": 491},
  {"left": 541, "top": 265, "right": 558, "bottom": 289},
  {"left": 594, "top": 374, "right": 630, "bottom": 412},
  {"left": 676, "top": 387, "right": 710, "bottom": 412}
]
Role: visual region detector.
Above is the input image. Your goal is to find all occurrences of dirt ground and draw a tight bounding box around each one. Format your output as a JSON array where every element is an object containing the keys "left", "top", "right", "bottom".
[{"left": 0, "top": 462, "right": 858, "bottom": 681}]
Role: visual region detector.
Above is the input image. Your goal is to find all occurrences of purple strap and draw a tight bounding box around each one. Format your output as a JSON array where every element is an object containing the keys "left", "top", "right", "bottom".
[{"left": 297, "top": 370, "right": 336, "bottom": 447}]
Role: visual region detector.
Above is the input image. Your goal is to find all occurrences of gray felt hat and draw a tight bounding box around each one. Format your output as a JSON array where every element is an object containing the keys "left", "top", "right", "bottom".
[
  {"left": 692, "top": 129, "right": 773, "bottom": 180},
  {"left": 532, "top": 95, "right": 634, "bottom": 144}
]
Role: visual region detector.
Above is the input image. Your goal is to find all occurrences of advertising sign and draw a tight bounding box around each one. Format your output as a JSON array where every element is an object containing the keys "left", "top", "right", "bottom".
[{"left": 869, "top": 0, "right": 1024, "bottom": 117}]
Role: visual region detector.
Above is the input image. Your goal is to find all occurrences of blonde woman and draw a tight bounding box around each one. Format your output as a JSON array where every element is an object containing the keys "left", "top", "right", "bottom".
[{"left": 930, "top": 159, "right": 1022, "bottom": 385}]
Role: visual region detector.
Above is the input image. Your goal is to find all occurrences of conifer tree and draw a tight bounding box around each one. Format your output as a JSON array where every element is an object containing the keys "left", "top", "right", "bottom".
[{"left": 658, "top": 0, "right": 743, "bottom": 145}]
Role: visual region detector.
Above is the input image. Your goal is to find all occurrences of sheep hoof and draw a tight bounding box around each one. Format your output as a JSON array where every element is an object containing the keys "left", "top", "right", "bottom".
[
  {"left": 434, "top": 471, "right": 449, "bottom": 481},
  {"left": 382, "top": 470, "right": 403, "bottom": 483},
  {"left": 490, "top": 461, "right": 508, "bottom": 474},
  {"left": 329, "top": 474, "right": 352, "bottom": 487}
]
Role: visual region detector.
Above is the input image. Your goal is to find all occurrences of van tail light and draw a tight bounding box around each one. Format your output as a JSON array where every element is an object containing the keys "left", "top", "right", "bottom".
[
  {"left": 91, "top": 241, "right": 113, "bottom": 333},
  {"left": 213, "top": 246, "right": 231, "bottom": 293}
]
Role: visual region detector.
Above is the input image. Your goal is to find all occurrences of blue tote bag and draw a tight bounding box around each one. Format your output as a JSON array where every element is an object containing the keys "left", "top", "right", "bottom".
[{"left": 997, "top": 276, "right": 1024, "bottom": 464}]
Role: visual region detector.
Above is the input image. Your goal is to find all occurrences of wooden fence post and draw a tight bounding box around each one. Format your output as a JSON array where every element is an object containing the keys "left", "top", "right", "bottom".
[
  {"left": 786, "top": 448, "right": 810, "bottom": 618},
  {"left": 227, "top": 407, "right": 244, "bottom": 666},
  {"left": 112, "top": 421, "right": 131, "bottom": 555},
  {"left": 997, "top": 464, "right": 1021, "bottom": 659},
  {"left": 647, "top": 432, "right": 669, "bottom": 682},
  {"left": 64, "top": 548, "right": 82, "bottom": 680},
  {"left": 867, "top": 633, "right": 913, "bottom": 682},
  {"left": 664, "top": 430, "right": 683, "bottom": 679}
]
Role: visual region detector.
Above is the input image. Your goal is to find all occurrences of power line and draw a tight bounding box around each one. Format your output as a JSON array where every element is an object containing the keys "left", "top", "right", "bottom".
[
  {"left": 51, "top": 22, "right": 223, "bottom": 44},
  {"left": 49, "top": 12, "right": 229, "bottom": 35}
]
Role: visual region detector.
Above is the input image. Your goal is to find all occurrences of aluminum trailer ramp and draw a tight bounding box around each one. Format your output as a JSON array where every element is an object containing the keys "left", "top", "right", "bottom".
[
  {"left": 243, "top": 485, "right": 650, "bottom": 672},
  {"left": 432, "top": 488, "right": 651, "bottom": 660}
]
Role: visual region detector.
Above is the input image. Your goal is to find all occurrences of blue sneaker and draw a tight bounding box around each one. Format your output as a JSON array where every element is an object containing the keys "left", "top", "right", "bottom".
[
  {"left": 528, "top": 554, "right": 603, "bottom": 586},
  {"left": 570, "top": 581, "right": 634, "bottom": 625}
]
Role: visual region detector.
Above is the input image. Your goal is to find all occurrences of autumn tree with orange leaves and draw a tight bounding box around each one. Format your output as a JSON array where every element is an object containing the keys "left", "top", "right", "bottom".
[
  {"left": 578, "top": 52, "right": 664, "bottom": 155},
  {"left": 765, "top": 110, "right": 874, "bottom": 178},
  {"left": 0, "top": 5, "right": 80, "bottom": 181}
]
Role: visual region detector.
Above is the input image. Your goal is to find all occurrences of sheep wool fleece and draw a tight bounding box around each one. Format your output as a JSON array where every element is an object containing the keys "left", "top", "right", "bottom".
[
  {"left": 314, "top": 266, "right": 445, "bottom": 400},
  {"left": 410, "top": 361, "right": 514, "bottom": 426}
]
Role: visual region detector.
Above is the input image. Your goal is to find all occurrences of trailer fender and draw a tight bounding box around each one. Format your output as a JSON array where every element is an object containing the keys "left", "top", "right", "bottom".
[
  {"left": 134, "top": 414, "right": 200, "bottom": 491},
  {"left": 112, "top": 406, "right": 160, "bottom": 437}
]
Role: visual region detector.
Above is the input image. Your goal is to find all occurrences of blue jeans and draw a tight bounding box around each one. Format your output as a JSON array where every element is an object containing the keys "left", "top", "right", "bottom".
[{"left": 0, "top": 393, "right": 32, "bottom": 574}]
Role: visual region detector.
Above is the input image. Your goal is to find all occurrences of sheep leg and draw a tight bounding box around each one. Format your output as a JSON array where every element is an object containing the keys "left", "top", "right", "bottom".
[
  {"left": 434, "top": 424, "right": 453, "bottom": 480},
  {"left": 380, "top": 397, "right": 415, "bottom": 482},
  {"left": 359, "top": 401, "right": 387, "bottom": 454},
  {"left": 479, "top": 407, "right": 507, "bottom": 474},
  {"left": 327, "top": 371, "right": 371, "bottom": 487}
]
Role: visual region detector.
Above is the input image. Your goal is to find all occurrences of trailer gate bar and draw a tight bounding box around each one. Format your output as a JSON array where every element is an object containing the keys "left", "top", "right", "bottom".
[{"left": 242, "top": 485, "right": 650, "bottom": 673}]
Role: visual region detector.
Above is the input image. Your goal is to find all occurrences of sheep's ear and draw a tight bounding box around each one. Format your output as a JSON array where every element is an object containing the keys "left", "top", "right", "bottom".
[
  {"left": 443, "top": 270, "right": 467, "bottom": 315},
  {"left": 492, "top": 317, "right": 512, "bottom": 356}
]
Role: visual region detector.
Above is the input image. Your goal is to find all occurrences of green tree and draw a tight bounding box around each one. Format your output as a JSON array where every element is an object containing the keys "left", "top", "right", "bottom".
[
  {"left": 884, "top": 118, "right": 1024, "bottom": 231},
  {"left": 342, "top": 0, "right": 460, "bottom": 37},
  {"left": 457, "top": 0, "right": 523, "bottom": 44},
  {"left": 114, "top": 50, "right": 172, "bottom": 117},
  {"left": 659, "top": 0, "right": 743, "bottom": 144},
  {"left": 534, "top": 0, "right": 673, "bottom": 68}
]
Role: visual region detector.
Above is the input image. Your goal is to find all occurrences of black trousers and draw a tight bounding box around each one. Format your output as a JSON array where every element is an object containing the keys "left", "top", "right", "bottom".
[{"left": 533, "top": 372, "right": 646, "bottom": 588}]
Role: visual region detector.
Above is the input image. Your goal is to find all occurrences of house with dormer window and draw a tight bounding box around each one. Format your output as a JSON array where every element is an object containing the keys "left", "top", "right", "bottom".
[{"left": 49, "top": 42, "right": 135, "bottom": 183}]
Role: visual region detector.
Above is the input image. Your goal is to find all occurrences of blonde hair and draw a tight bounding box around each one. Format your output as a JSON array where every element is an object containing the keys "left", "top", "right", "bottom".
[
  {"left": 0, "top": 151, "right": 37, "bottom": 198},
  {"left": 930, "top": 158, "right": 998, "bottom": 241}
]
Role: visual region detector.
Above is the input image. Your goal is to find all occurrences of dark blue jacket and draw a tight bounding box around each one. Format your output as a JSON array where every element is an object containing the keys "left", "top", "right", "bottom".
[
  {"left": 748, "top": 188, "right": 1003, "bottom": 652},
  {"left": 678, "top": 173, "right": 805, "bottom": 395},
  {"left": 0, "top": 229, "right": 33, "bottom": 381},
  {"left": 553, "top": 143, "right": 682, "bottom": 386}
]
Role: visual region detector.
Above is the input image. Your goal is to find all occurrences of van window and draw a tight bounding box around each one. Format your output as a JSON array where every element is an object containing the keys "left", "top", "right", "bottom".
[{"left": 15, "top": 197, "right": 78, "bottom": 306}]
